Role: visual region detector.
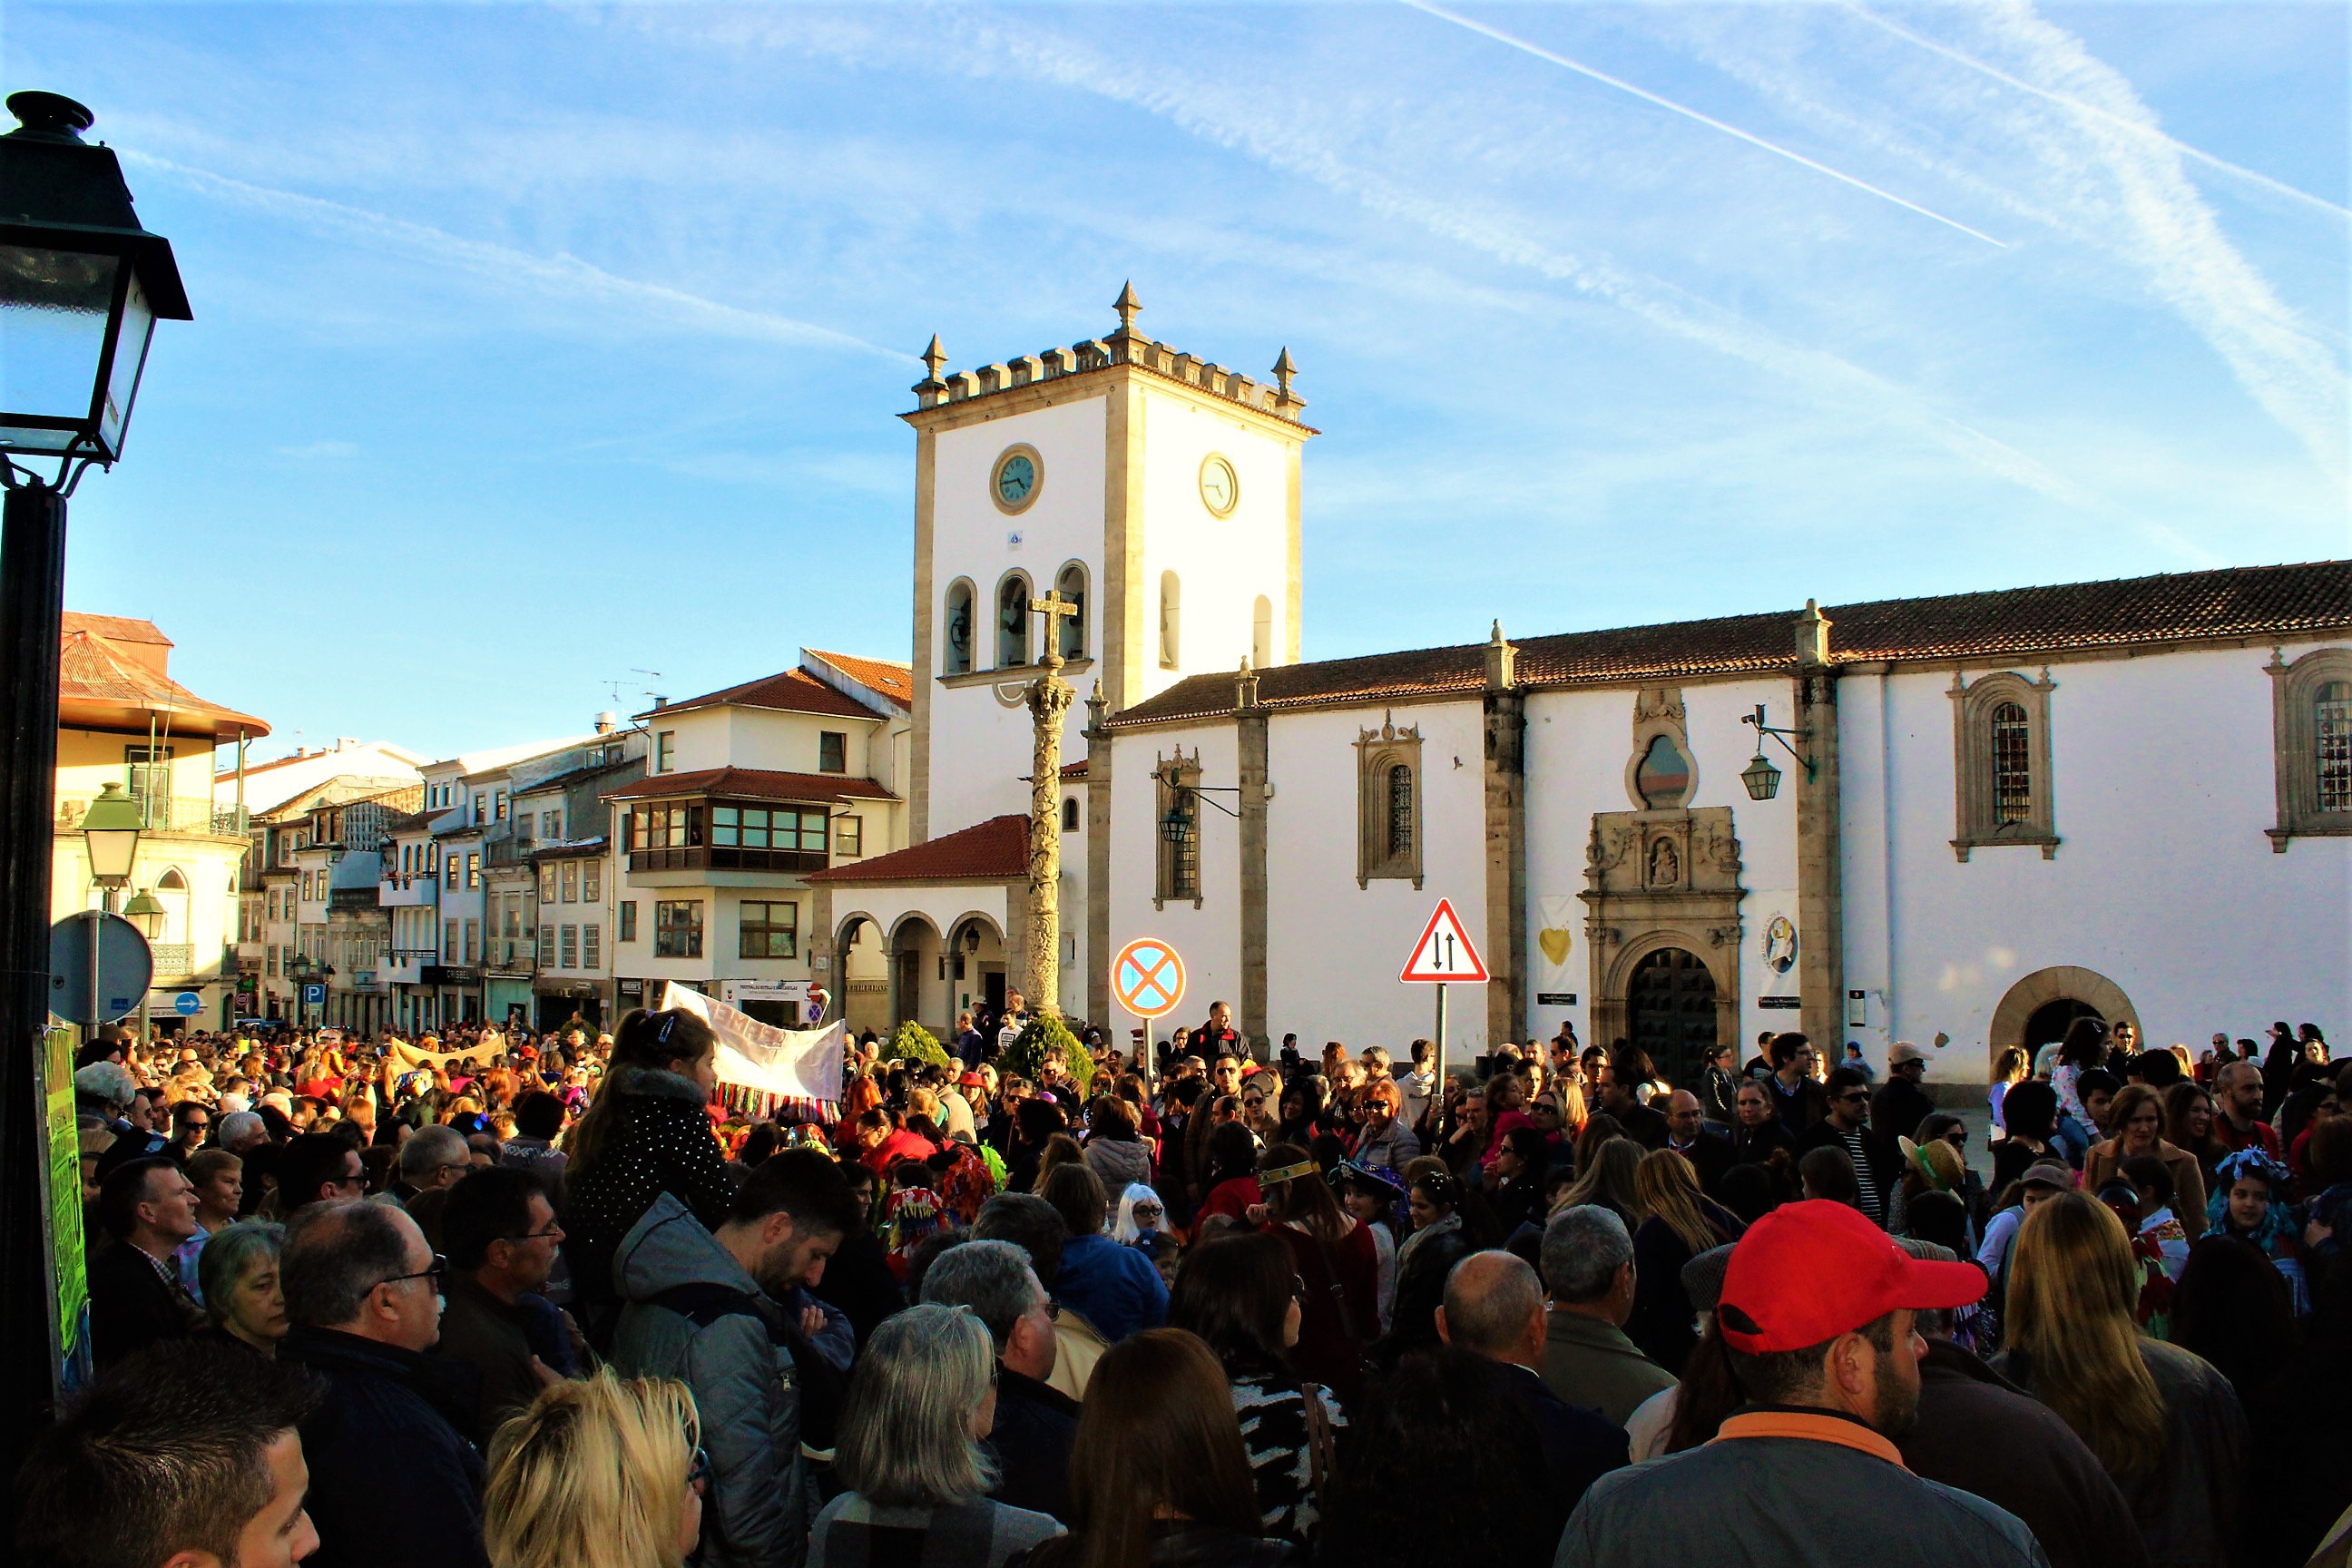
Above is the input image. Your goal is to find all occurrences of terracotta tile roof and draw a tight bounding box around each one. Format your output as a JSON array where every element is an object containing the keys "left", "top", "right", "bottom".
[
  {"left": 808, "top": 814, "right": 1028, "bottom": 884},
  {"left": 638, "top": 668, "right": 877, "bottom": 723},
  {"left": 1112, "top": 560, "right": 2352, "bottom": 727},
  {"left": 1060, "top": 759, "right": 1088, "bottom": 779},
  {"left": 805, "top": 650, "right": 915, "bottom": 711},
  {"left": 58, "top": 617, "right": 270, "bottom": 740},
  {"left": 602, "top": 767, "right": 899, "bottom": 804},
  {"left": 63, "top": 612, "right": 172, "bottom": 649}
]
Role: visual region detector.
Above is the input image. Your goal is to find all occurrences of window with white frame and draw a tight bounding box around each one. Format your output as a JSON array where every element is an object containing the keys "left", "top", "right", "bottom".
[
  {"left": 583, "top": 922, "right": 602, "bottom": 970},
  {"left": 583, "top": 860, "right": 601, "bottom": 901}
]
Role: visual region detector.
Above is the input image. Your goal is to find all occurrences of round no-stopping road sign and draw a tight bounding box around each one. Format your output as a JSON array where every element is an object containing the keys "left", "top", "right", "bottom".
[{"left": 1112, "top": 938, "right": 1186, "bottom": 1021}]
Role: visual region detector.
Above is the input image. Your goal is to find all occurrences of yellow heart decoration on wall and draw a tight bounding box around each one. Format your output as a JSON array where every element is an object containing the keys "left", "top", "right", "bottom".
[{"left": 1538, "top": 928, "right": 1572, "bottom": 966}]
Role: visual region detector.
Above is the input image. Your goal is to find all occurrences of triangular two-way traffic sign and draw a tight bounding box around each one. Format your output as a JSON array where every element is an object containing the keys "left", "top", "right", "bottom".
[{"left": 1399, "top": 897, "right": 1489, "bottom": 984}]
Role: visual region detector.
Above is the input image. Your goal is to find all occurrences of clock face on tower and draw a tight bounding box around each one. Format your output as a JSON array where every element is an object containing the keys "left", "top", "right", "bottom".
[
  {"left": 1199, "top": 452, "right": 1239, "bottom": 518},
  {"left": 992, "top": 446, "right": 1042, "bottom": 514}
]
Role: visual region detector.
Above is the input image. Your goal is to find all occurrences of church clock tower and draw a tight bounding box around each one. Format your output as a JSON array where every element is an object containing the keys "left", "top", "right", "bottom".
[{"left": 903, "top": 285, "right": 1314, "bottom": 845}]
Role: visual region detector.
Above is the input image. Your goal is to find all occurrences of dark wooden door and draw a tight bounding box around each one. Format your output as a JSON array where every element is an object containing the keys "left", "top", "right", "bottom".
[{"left": 1628, "top": 946, "right": 1718, "bottom": 1089}]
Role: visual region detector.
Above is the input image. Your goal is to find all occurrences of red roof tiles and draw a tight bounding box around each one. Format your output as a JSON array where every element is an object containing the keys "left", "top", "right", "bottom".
[
  {"left": 808, "top": 815, "right": 1029, "bottom": 884},
  {"left": 805, "top": 650, "right": 915, "bottom": 711},
  {"left": 1112, "top": 560, "right": 2351, "bottom": 728},
  {"left": 638, "top": 668, "right": 878, "bottom": 723}
]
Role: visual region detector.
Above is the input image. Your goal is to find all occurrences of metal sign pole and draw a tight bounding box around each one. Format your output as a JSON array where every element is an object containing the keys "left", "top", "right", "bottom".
[
  {"left": 1434, "top": 982, "right": 1447, "bottom": 1101},
  {"left": 84, "top": 910, "right": 101, "bottom": 1045}
]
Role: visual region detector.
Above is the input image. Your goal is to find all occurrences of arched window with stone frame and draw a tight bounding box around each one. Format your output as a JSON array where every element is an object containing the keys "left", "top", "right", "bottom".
[
  {"left": 1354, "top": 714, "right": 1424, "bottom": 888},
  {"left": 1949, "top": 670, "right": 2058, "bottom": 860},
  {"left": 1054, "top": 563, "right": 1089, "bottom": 662},
  {"left": 1154, "top": 752, "right": 1202, "bottom": 909},
  {"left": 996, "top": 572, "right": 1032, "bottom": 669},
  {"left": 2266, "top": 645, "right": 2352, "bottom": 850},
  {"left": 943, "top": 578, "right": 975, "bottom": 675}
]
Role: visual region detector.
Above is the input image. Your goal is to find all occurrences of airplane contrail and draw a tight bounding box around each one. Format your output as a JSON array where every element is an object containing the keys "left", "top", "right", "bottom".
[
  {"left": 1842, "top": 3, "right": 2350, "bottom": 224},
  {"left": 1398, "top": 0, "right": 2008, "bottom": 248}
]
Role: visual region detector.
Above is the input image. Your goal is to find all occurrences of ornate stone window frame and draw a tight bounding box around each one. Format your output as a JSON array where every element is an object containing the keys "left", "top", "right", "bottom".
[
  {"left": 1154, "top": 748, "right": 1203, "bottom": 911},
  {"left": 1355, "top": 713, "right": 1423, "bottom": 888},
  {"left": 1949, "top": 669, "right": 2058, "bottom": 861},
  {"left": 2267, "top": 644, "right": 2352, "bottom": 850},
  {"left": 1622, "top": 686, "right": 1694, "bottom": 810}
]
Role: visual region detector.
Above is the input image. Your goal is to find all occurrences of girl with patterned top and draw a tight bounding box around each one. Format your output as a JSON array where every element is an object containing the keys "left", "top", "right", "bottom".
[{"left": 1167, "top": 1231, "right": 1344, "bottom": 1546}]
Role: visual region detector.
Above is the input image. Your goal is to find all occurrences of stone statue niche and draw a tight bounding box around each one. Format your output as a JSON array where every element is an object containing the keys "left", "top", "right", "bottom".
[{"left": 1582, "top": 686, "right": 1745, "bottom": 1075}]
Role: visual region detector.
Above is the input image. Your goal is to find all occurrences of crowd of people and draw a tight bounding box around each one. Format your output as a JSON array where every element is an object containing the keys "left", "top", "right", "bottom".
[{"left": 15, "top": 1000, "right": 2351, "bottom": 1568}]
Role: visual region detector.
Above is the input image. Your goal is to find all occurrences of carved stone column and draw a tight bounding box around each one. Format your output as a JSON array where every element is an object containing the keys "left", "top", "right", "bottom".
[
  {"left": 1083, "top": 682, "right": 1112, "bottom": 1028},
  {"left": 1023, "top": 652, "right": 1075, "bottom": 1018},
  {"left": 1237, "top": 662, "right": 1270, "bottom": 1054},
  {"left": 1482, "top": 623, "right": 1526, "bottom": 1048},
  {"left": 1792, "top": 602, "right": 1845, "bottom": 1051}
]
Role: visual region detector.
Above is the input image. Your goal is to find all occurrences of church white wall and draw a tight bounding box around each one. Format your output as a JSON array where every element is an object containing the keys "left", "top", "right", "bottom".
[
  {"left": 1106, "top": 722, "right": 1242, "bottom": 1036},
  {"left": 1523, "top": 678, "right": 1800, "bottom": 1054},
  {"left": 1866, "top": 643, "right": 2352, "bottom": 1076},
  {"left": 1134, "top": 389, "right": 1296, "bottom": 698},
  {"left": 928, "top": 395, "right": 1107, "bottom": 838},
  {"left": 1263, "top": 701, "right": 1491, "bottom": 1061}
]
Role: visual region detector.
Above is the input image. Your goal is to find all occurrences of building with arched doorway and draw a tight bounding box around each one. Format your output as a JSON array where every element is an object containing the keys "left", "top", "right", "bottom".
[{"left": 797, "top": 293, "right": 2349, "bottom": 1073}]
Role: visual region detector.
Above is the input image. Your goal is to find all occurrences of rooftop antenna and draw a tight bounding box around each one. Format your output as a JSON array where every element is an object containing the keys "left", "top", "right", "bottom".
[{"left": 632, "top": 668, "right": 667, "bottom": 707}]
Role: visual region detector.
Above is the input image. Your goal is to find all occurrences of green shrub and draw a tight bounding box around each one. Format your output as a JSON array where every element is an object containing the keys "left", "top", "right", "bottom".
[
  {"left": 1005, "top": 1013, "right": 1093, "bottom": 1098},
  {"left": 885, "top": 1020, "right": 950, "bottom": 1071}
]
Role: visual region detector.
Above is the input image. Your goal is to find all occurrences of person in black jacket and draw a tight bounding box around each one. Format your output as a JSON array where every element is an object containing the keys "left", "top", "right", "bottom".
[
  {"left": 1872, "top": 1043, "right": 1937, "bottom": 1143},
  {"left": 920, "top": 1236, "right": 1079, "bottom": 1524},
  {"left": 1437, "top": 1250, "right": 1629, "bottom": 1527},
  {"left": 280, "top": 1198, "right": 489, "bottom": 1568},
  {"left": 560, "top": 1006, "right": 733, "bottom": 1344},
  {"left": 1318, "top": 1345, "right": 1566, "bottom": 1568},
  {"left": 1661, "top": 1092, "right": 1733, "bottom": 1196},
  {"left": 88, "top": 1157, "right": 204, "bottom": 1368}
]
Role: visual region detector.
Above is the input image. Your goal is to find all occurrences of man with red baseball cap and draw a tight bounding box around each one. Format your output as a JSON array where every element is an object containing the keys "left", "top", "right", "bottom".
[{"left": 1553, "top": 1200, "right": 2051, "bottom": 1567}]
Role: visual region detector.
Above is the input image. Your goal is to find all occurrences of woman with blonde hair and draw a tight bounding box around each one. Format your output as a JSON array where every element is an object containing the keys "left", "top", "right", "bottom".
[
  {"left": 810, "top": 1304, "right": 1064, "bottom": 1568},
  {"left": 1556, "top": 1135, "right": 1642, "bottom": 1223},
  {"left": 1990, "top": 1192, "right": 2246, "bottom": 1568},
  {"left": 1623, "top": 1150, "right": 1742, "bottom": 1375},
  {"left": 485, "top": 1370, "right": 705, "bottom": 1568}
]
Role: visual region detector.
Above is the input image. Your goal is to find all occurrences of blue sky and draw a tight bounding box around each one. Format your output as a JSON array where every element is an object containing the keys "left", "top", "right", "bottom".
[{"left": 14, "top": 1, "right": 2347, "bottom": 760}]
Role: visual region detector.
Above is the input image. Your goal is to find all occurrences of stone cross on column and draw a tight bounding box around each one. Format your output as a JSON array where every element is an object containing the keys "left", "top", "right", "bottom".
[{"left": 1023, "top": 593, "right": 1080, "bottom": 1017}]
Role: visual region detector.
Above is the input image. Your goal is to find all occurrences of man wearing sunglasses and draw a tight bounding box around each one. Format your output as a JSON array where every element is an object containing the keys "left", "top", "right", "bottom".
[
  {"left": 281, "top": 1199, "right": 488, "bottom": 1568},
  {"left": 1798, "top": 1067, "right": 1904, "bottom": 1231}
]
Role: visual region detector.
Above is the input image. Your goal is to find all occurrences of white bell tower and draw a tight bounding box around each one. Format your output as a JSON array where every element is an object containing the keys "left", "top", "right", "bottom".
[{"left": 903, "top": 285, "right": 1313, "bottom": 843}]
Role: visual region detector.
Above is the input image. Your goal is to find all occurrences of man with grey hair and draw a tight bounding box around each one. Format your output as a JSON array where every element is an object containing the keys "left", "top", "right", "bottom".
[
  {"left": 390, "top": 1123, "right": 472, "bottom": 1206},
  {"left": 1539, "top": 1205, "right": 1677, "bottom": 1425},
  {"left": 215, "top": 1109, "right": 270, "bottom": 1156},
  {"left": 1441, "top": 1250, "right": 1629, "bottom": 1534},
  {"left": 921, "top": 1238, "right": 1076, "bottom": 1524},
  {"left": 280, "top": 1200, "right": 487, "bottom": 1568}
]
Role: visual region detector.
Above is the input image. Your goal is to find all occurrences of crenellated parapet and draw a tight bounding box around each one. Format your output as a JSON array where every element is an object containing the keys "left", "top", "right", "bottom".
[{"left": 908, "top": 282, "right": 1309, "bottom": 424}]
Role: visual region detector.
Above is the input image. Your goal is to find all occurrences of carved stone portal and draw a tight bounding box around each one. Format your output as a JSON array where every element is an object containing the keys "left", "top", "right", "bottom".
[{"left": 1583, "top": 802, "right": 1744, "bottom": 1086}]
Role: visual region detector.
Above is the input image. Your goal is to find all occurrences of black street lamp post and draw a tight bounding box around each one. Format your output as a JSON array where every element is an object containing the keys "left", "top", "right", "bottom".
[{"left": 0, "top": 89, "right": 190, "bottom": 1466}]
